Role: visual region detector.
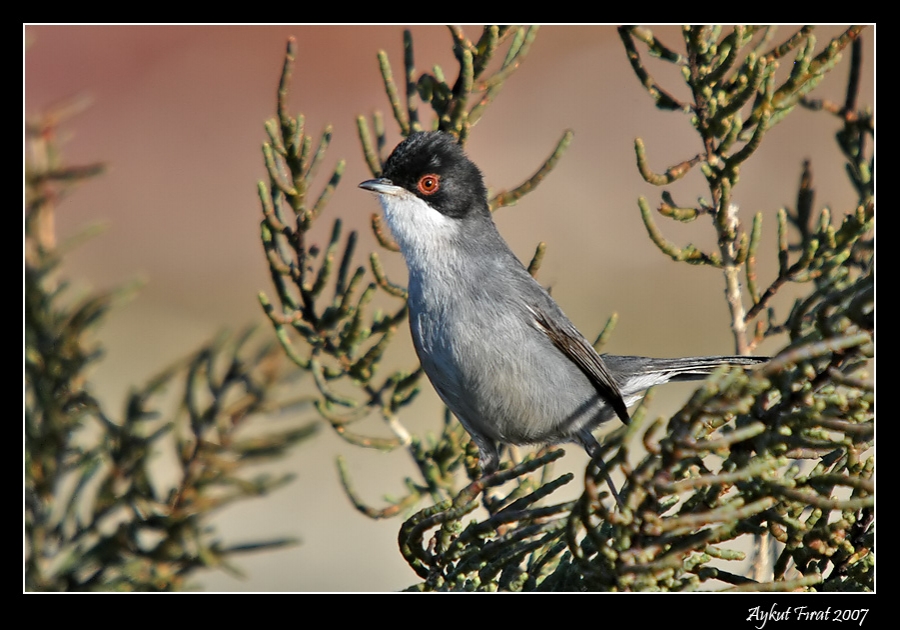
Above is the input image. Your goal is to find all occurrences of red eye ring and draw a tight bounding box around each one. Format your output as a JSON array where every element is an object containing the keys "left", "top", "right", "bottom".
[{"left": 417, "top": 174, "right": 440, "bottom": 195}]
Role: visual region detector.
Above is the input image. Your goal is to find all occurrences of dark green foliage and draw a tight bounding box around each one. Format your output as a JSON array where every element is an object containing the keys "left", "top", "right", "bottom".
[{"left": 25, "top": 102, "right": 318, "bottom": 591}]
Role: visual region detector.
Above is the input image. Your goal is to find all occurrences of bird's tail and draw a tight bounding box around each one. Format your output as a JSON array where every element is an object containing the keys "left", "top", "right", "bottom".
[{"left": 601, "top": 354, "right": 769, "bottom": 396}]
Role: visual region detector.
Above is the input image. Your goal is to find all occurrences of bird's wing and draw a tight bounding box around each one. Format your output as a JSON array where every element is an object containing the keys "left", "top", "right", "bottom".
[{"left": 526, "top": 304, "right": 631, "bottom": 425}]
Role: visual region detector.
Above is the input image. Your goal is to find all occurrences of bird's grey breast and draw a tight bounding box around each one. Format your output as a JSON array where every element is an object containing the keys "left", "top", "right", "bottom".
[{"left": 407, "top": 254, "right": 607, "bottom": 445}]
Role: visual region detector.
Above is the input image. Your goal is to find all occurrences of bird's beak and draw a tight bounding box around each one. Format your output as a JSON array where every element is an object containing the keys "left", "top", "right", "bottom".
[{"left": 359, "top": 178, "right": 404, "bottom": 196}]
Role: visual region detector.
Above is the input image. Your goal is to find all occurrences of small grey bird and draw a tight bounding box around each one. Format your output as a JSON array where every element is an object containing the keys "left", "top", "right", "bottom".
[{"left": 360, "top": 131, "right": 766, "bottom": 475}]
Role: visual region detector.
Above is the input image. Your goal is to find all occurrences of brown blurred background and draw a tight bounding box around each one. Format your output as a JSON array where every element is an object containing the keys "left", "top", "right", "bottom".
[{"left": 24, "top": 25, "right": 874, "bottom": 591}]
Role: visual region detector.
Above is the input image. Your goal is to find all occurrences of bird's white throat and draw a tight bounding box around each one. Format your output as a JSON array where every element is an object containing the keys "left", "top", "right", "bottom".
[{"left": 378, "top": 193, "right": 461, "bottom": 259}]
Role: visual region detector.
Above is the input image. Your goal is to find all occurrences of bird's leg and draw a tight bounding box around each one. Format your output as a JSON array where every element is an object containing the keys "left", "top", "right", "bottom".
[
  {"left": 577, "top": 431, "right": 624, "bottom": 510},
  {"left": 473, "top": 435, "right": 502, "bottom": 476}
]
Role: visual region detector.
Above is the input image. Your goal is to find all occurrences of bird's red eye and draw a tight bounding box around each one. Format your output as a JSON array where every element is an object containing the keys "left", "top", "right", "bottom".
[{"left": 418, "top": 174, "right": 440, "bottom": 195}]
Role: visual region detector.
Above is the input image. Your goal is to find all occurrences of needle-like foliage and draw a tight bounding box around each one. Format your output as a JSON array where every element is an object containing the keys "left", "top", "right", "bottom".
[{"left": 25, "top": 96, "right": 318, "bottom": 592}]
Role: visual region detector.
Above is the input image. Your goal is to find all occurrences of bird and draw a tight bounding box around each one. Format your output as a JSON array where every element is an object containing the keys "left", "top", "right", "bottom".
[{"left": 359, "top": 131, "right": 767, "bottom": 475}]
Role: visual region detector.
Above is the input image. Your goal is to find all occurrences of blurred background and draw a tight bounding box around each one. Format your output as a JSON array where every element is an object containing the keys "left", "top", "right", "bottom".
[{"left": 24, "top": 25, "right": 874, "bottom": 591}]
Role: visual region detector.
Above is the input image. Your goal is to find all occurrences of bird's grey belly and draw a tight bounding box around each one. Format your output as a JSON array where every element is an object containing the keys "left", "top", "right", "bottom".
[{"left": 410, "top": 303, "right": 612, "bottom": 446}]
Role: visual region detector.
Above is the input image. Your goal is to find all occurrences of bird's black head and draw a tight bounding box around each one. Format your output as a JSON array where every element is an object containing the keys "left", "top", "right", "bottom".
[{"left": 380, "top": 131, "right": 490, "bottom": 219}]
